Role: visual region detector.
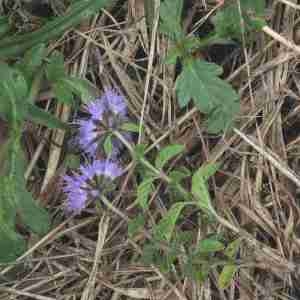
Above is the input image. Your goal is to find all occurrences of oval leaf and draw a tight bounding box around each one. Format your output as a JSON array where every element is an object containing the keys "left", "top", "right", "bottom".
[{"left": 155, "top": 144, "right": 185, "bottom": 169}]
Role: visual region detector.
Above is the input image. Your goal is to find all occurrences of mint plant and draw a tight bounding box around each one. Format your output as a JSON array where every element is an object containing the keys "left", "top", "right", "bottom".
[
  {"left": 0, "top": 45, "right": 95, "bottom": 262},
  {"left": 160, "top": 0, "right": 266, "bottom": 133}
]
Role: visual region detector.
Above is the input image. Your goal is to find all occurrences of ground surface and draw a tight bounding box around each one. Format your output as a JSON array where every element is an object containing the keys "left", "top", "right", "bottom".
[{"left": 1, "top": 0, "right": 300, "bottom": 299}]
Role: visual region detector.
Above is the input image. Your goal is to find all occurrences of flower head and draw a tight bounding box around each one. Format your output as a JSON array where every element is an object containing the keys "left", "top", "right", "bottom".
[
  {"left": 75, "top": 88, "right": 131, "bottom": 158},
  {"left": 62, "top": 159, "right": 122, "bottom": 214}
]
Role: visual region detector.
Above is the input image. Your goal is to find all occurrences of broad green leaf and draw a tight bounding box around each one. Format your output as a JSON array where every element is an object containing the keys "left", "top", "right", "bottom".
[
  {"left": 154, "top": 202, "right": 186, "bottom": 242},
  {"left": 136, "top": 177, "right": 155, "bottom": 210},
  {"left": 159, "top": 0, "right": 184, "bottom": 40},
  {"left": 14, "top": 148, "right": 50, "bottom": 235},
  {"left": 17, "top": 44, "right": 46, "bottom": 81},
  {"left": 104, "top": 134, "right": 113, "bottom": 156},
  {"left": 155, "top": 144, "right": 185, "bottom": 169},
  {"left": 196, "top": 238, "right": 225, "bottom": 254},
  {"left": 175, "top": 59, "right": 239, "bottom": 133},
  {"left": 53, "top": 81, "right": 74, "bottom": 105},
  {"left": 128, "top": 214, "right": 145, "bottom": 238},
  {"left": 120, "top": 122, "right": 140, "bottom": 133},
  {"left": 26, "top": 103, "right": 69, "bottom": 130},
  {"left": 45, "top": 51, "right": 65, "bottom": 82},
  {"left": 60, "top": 77, "right": 94, "bottom": 104},
  {"left": 212, "top": 0, "right": 266, "bottom": 41},
  {"left": 218, "top": 264, "right": 238, "bottom": 289},
  {"left": 0, "top": 16, "right": 10, "bottom": 38},
  {"left": 169, "top": 167, "right": 191, "bottom": 184},
  {"left": 192, "top": 166, "right": 216, "bottom": 215},
  {"left": 195, "top": 163, "right": 220, "bottom": 182},
  {"left": 133, "top": 144, "right": 147, "bottom": 161},
  {"left": 0, "top": 0, "right": 110, "bottom": 58},
  {"left": 17, "top": 188, "right": 50, "bottom": 235},
  {"left": 0, "top": 224, "right": 26, "bottom": 263}
]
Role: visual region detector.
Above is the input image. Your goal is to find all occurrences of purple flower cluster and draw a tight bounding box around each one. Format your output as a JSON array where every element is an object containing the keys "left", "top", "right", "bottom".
[
  {"left": 63, "top": 88, "right": 128, "bottom": 214},
  {"left": 76, "top": 88, "right": 128, "bottom": 158},
  {"left": 63, "top": 160, "right": 122, "bottom": 214}
]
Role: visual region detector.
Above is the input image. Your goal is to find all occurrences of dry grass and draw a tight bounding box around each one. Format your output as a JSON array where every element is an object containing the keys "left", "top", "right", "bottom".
[{"left": 1, "top": 0, "right": 300, "bottom": 299}]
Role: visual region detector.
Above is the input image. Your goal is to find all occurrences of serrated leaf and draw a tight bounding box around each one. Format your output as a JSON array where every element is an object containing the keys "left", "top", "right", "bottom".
[
  {"left": 104, "top": 134, "right": 113, "bottom": 156},
  {"left": 26, "top": 103, "right": 69, "bottom": 130},
  {"left": 196, "top": 238, "right": 225, "bottom": 254},
  {"left": 155, "top": 144, "right": 184, "bottom": 169},
  {"left": 128, "top": 214, "right": 145, "bottom": 238},
  {"left": 53, "top": 81, "right": 74, "bottom": 105},
  {"left": 120, "top": 122, "right": 140, "bottom": 133},
  {"left": 218, "top": 264, "right": 238, "bottom": 289},
  {"left": 154, "top": 202, "right": 186, "bottom": 242},
  {"left": 212, "top": 0, "right": 266, "bottom": 41},
  {"left": 192, "top": 166, "right": 216, "bottom": 215},
  {"left": 159, "top": 0, "right": 184, "bottom": 40},
  {"left": 136, "top": 177, "right": 155, "bottom": 210},
  {"left": 175, "top": 59, "right": 239, "bottom": 133}
]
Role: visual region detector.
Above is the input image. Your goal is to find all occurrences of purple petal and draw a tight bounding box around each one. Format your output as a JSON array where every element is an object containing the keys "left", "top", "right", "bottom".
[
  {"left": 102, "top": 88, "right": 127, "bottom": 116},
  {"left": 77, "top": 119, "right": 98, "bottom": 157},
  {"left": 85, "top": 98, "right": 107, "bottom": 120}
]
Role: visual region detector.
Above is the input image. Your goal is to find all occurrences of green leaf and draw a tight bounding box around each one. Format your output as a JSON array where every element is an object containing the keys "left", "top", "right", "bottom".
[
  {"left": 0, "top": 63, "right": 28, "bottom": 121},
  {"left": 218, "top": 239, "right": 240, "bottom": 289},
  {"left": 136, "top": 177, "right": 155, "bottom": 210},
  {"left": 192, "top": 166, "right": 216, "bottom": 215},
  {"left": 128, "top": 214, "right": 145, "bottom": 238},
  {"left": 17, "top": 189, "right": 50, "bottom": 235},
  {"left": 133, "top": 144, "right": 147, "bottom": 161},
  {"left": 45, "top": 51, "right": 65, "bottom": 82},
  {"left": 104, "top": 134, "right": 113, "bottom": 156},
  {"left": 155, "top": 144, "right": 185, "bottom": 169},
  {"left": 26, "top": 103, "right": 69, "bottom": 130},
  {"left": 0, "top": 224, "right": 26, "bottom": 263},
  {"left": 154, "top": 202, "right": 186, "bottom": 242},
  {"left": 60, "top": 77, "right": 94, "bottom": 104},
  {"left": 144, "top": 0, "right": 155, "bottom": 28},
  {"left": 17, "top": 44, "right": 46, "bottom": 81},
  {"left": 212, "top": 0, "right": 266, "bottom": 41},
  {"left": 64, "top": 153, "right": 81, "bottom": 169},
  {"left": 0, "top": 0, "right": 110, "bottom": 58},
  {"left": 195, "top": 163, "right": 219, "bottom": 182},
  {"left": 53, "top": 81, "right": 74, "bottom": 105},
  {"left": 0, "top": 16, "right": 10, "bottom": 38},
  {"left": 224, "top": 239, "right": 241, "bottom": 258},
  {"left": 14, "top": 148, "right": 50, "bottom": 235},
  {"left": 159, "top": 0, "right": 184, "bottom": 40},
  {"left": 196, "top": 238, "right": 225, "bottom": 254},
  {"left": 175, "top": 59, "right": 239, "bottom": 133},
  {"left": 218, "top": 265, "right": 238, "bottom": 289},
  {"left": 120, "top": 122, "right": 140, "bottom": 133},
  {"left": 169, "top": 167, "right": 191, "bottom": 184}
]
